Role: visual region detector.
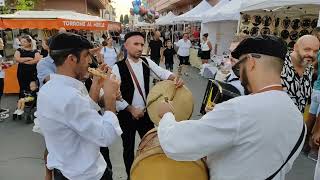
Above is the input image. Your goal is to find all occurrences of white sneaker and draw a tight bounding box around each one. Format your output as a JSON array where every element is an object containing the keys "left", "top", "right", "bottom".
[
  {"left": 17, "top": 110, "right": 24, "bottom": 116},
  {"left": 34, "top": 111, "right": 37, "bottom": 117},
  {"left": 13, "top": 109, "right": 19, "bottom": 115}
]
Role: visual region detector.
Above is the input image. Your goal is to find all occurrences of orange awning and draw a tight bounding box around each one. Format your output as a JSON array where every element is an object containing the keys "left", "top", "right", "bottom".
[{"left": 0, "top": 18, "right": 120, "bottom": 31}]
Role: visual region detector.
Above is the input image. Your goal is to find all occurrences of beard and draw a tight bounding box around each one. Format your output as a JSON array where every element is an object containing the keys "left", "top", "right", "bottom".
[
  {"left": 240, "top": 66, "right": 252, "bottom": 95},
  {"left": 298, "top": 53, "right": 313, "bottom": 67}
]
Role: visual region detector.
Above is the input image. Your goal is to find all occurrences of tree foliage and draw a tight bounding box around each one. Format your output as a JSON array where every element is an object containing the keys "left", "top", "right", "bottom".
[
  {"left": 120, "top": 14, "right": 124, "bottom": 24},
  {"left": 124, "top": 14, "right": 129, "bottom": 25}
]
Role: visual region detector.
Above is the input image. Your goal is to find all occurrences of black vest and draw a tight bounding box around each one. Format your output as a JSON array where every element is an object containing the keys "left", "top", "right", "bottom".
[{"left": 116, "top": 58, "right": 150, "bottom": 105}]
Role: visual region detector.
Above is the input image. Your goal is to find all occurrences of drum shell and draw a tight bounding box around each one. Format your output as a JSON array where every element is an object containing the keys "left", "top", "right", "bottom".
[{"left": 131, "top": 129, "right": 209, "bottom": 180}]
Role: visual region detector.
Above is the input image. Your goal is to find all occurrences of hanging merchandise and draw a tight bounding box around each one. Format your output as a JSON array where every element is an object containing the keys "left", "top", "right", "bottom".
[
  {"left": 288, "top": 41, "right": 296, "bottom": 49},
  {"left": 282, "top": 17, "right": 291, "bottom": 29},
  {"left": 290, "top": 31, "right": 299, "bottom": 41},
  {"left": 250, "top": 27, "right": 260, "bottom": 36},
  {"left": 275, "top": 18, "right": 280, "bottom": 28},
  {"left": 311, "top": 18, "right": 318, "bottom": 28},
  {"left": 242, "top": 14, "right": 251, "bottom": 25},
  {"left": 252, "top": 15, "right": 262, "bottom": 26},
  {"left": 280, "top": 30, "right": 290, "bottom": 39},
  {"left": 262, "top": 16, "right": 272, "bottom": 26},
  {"left": 301, "top": 18, "right": 311, "bottom": 29},
  {"left": 291, "top": 19, "right": 301, "bottom": 30},
  {"left": 261, "top": 27, "right": 271, "bottom": 35},
  {"left": 299, "top": 29, "right": 309, "bottom": 37}
]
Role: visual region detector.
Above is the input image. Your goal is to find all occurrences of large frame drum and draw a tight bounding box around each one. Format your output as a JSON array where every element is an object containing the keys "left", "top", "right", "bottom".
[
  {"left": 146, "top": 80, "right": 194, "bottom": 125},
  {"left": 130, "top": 129, "right": 209, "bottom": 180}
]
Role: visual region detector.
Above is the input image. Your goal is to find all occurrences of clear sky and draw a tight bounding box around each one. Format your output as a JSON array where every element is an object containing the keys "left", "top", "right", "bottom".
[{"left": 112, "top": 0, "right": 131, "bottom": 21}]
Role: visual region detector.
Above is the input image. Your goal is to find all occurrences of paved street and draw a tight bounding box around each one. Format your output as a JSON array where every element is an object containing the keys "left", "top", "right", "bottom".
[{"left": 0, "top": 63, "right": 316, "bottom": 180}]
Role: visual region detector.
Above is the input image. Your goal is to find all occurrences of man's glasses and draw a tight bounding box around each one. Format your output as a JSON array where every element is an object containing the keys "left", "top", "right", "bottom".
[{"left": 232, "top": 53, "right": 261, "bottom": 78}]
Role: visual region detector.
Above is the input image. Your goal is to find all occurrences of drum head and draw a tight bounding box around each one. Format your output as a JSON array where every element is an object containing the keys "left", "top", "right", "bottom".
[{"left": 147, "top": 80, "right": 194, "bottom": 125}]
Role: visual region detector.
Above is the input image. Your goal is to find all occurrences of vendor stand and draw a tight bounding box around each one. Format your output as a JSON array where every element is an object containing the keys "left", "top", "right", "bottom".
[{"left": 0, "top": 10, "right": 121, "bottom": 94}]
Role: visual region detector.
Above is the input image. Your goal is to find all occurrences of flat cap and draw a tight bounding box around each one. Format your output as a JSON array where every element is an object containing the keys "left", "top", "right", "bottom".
[
  {"left": 124, "top": 31, "right": 145, "bottom": 42},
  {"left": 49, "top": 32, "right": 93, "bottom": 51},
  {"left": 231, "top": 35, "right": 287, "bottom": 60}
]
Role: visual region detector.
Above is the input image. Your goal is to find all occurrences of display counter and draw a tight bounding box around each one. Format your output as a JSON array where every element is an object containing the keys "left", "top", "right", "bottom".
[{"left": 4, "top": 64, "right": 19, "bottom": 94}]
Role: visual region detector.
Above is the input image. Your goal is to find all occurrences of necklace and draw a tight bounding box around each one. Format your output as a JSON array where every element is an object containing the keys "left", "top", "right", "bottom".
[{"left": 255, "top": 84, "right": 283, "bottom": 94}]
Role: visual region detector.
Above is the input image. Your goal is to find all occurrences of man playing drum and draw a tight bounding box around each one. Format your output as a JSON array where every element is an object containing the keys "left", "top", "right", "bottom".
[
  {"left": 112, "top": 31, "right": 184, "bottom": 180},
  {"left": 157, "top": 35, "right": 305, "bottom": 180}
]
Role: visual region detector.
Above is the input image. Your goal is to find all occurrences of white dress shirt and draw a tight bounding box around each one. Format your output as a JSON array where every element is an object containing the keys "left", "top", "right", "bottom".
[
  {"left": 112, "top": 58, "right": 173, "bottom": 111},
  {"left": 158, "top": 90, "right": 305, "bottom": 180},
  {"left": 37, "top": 74, "right": 122, "bottom": 180},
  {"left": 100, "top": 47, "right": 117, "bottom": 67},
  {"left": 176, "top": 39, "right": 192, "bottom": 57}
]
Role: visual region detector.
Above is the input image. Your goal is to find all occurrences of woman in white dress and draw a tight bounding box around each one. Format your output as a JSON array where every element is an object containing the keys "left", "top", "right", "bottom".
[{"left": 100, "top": 37, "right": 118, "bottom": 67}]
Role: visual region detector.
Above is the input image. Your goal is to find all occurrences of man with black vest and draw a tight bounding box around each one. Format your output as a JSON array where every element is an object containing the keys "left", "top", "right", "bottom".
[{"left": 112, "top": 31, "right": 184, "bottom": 180}]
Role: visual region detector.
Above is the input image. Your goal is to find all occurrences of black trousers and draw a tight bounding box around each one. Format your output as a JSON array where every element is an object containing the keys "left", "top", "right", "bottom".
[
  {"left": 150, "top": 56, "right": 160, "bottom": 65},
  {"left": 117, "top": 111, "right": 154, "bottom": 179},
  {"left": 178, "top": 55, "right": 190, "bottom": 65},
  {"left": 54, "top": 168, "right": 112, "bottom": 180}
]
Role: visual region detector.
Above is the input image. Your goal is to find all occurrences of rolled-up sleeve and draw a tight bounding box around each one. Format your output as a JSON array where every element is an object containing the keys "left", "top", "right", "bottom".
[
  {"left": 66, "top": 94, "right": 122, "bottom": 147},
  {"left": 147, "top": 59, "right": 173, "bottom": 80},
  {"left": 158, "top": 101, "right": 239, "bottom": 161}
]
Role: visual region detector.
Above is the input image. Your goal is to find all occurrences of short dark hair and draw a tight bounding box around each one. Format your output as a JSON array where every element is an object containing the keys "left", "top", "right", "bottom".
[
  {"left": 203, "top": 33, "right": 209, "bottom": 38},
  {"left": 51, "top": 49, "right": 81, "bottom": 66},
  {"left": 21, "top": 35, "right": 32, "bottom": 43},
  {"left": 125, "top": 31, "right": 145, "bottom": 42},
  {"left": 102, "top": 40, "right": 108, "bottom": 46}
]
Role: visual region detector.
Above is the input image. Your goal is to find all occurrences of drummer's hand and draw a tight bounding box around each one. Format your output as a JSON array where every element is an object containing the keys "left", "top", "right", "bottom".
[
  {"left": 174, "top": 77, "right": 184, "bottom": 88},
  {"left": 205, "top": 103, "right": 215, "bottom": 113},
  {"left": 158, "top": 101, "right": 173, "bottom": 118},
  {"left": 127, "top": 106, "right": 144, "bottom": 120}
]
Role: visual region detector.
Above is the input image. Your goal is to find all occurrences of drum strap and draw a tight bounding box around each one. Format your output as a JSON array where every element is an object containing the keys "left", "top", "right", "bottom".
[
  {"left": 265, "top": 124, "right": 305, "bottom": 180},
  {"left": 125, "top": 59, "right": 146, "bottom": 105}
]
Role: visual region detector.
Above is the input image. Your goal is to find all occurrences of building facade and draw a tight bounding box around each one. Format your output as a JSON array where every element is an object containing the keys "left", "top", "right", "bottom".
[
  {"left": 35, "top": 0, "right": 109, "bottom": 16},
  {"left": 148, "top": 0, "right": 219, "bottom": 14}
]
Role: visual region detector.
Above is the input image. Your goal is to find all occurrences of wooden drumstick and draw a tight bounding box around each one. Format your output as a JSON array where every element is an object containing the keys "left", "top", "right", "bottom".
[{"left": 169, "top": 65, "right": 183, "bottom": 101}]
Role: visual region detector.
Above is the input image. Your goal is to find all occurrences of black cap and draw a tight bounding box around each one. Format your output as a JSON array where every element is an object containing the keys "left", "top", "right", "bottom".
[
  {"left": 49, "top": 32, "right": 93, "bottom": 51},
  {"left": 231, "top": 35, "right": 287, "bottom": 60},
  {"left": 124, "top": 31, "right": 145, "bottom": 42}
]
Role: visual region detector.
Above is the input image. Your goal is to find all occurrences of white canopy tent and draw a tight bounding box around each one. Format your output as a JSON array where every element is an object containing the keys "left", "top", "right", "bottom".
[
  {"left": 174, "top": 0, "right": 212, "bottom": 23},
  {"left": 318, "top": 11, "right": 320, "bottom": 27},
  {"left": 240, "top": 0, "right": 320, "bottom": 12},
  {"left": 155, "top": 11, "right": 177, "bottom": 25},
  {"left": 201, "top": 0, "right": 242, "bottom": 55}
]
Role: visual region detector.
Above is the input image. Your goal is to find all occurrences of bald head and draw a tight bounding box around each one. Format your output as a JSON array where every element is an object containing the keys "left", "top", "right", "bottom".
[{"left": 293, "top": 35, "right": 319, "bottom": 67}]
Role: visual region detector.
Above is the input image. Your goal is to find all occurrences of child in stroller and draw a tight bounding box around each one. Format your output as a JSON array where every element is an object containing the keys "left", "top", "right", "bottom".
[{"left": 13, "top": 81, "right": 38, "bottom": 121}]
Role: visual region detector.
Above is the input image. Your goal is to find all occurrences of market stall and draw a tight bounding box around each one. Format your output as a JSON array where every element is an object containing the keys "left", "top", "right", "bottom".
[
  {"left": 201, "top": 0, "right": 241, "bottom": 56},
  {"left": 0, "top": 10, "right": 121, "bottom": 94},
  {"left": 239, "top": 0, "right": 320, "bottom": 49},
  {"left": 173, "top": 0, "right": 212, "bottom": 23},
  {"left": 155, "top": 11, "right": 176, "bottom": 26}
]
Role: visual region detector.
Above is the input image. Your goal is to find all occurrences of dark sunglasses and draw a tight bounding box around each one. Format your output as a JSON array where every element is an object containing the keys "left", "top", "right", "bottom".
[{"left": 232, "top": 54, "right": 261, "bottom": 78}]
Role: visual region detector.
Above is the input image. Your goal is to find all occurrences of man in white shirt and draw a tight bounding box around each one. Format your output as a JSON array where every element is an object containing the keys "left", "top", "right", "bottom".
[
  {"left": 176, "top": 33, "right": 192, "bottom": 65},
  {"left": 37, "top": 32, "right": 123, "bottom": 180},
  {"left": 112, "top": 31, "right": 183, "bottom": 180},
  {"left": 157, "top": 35, "right": 305, "bottom": 180}
]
